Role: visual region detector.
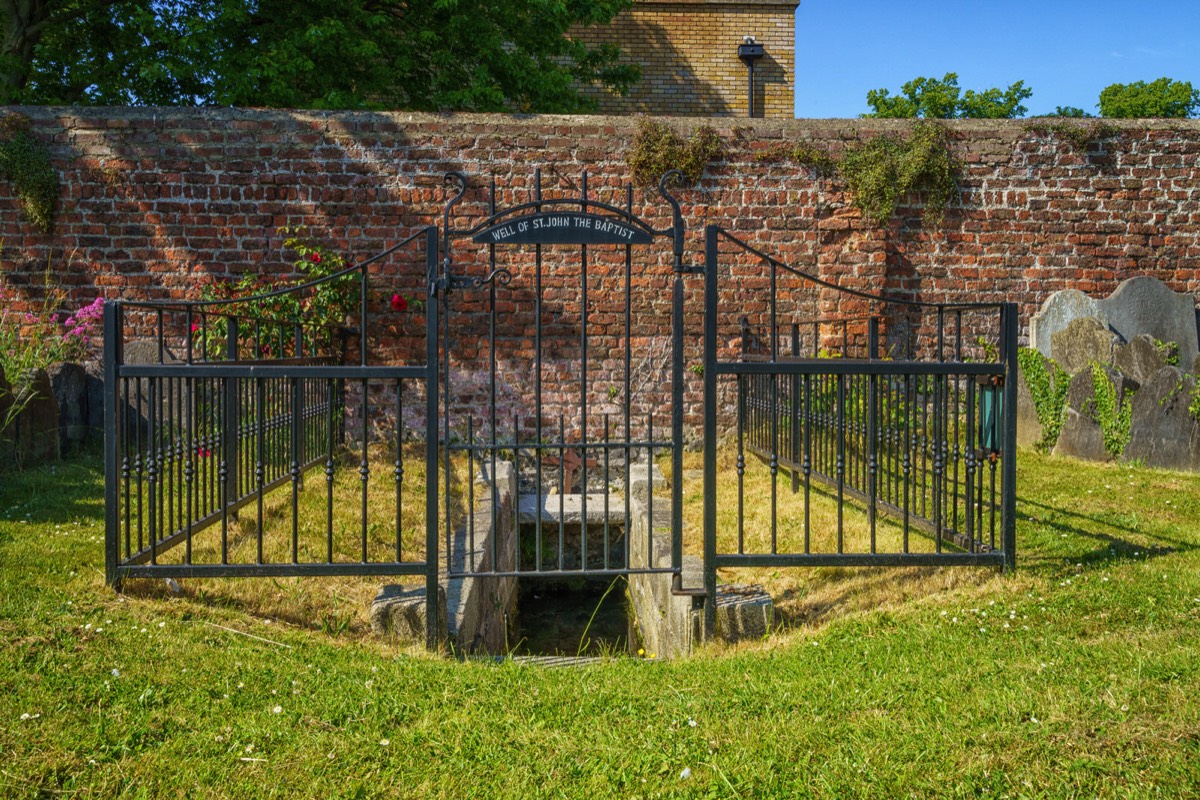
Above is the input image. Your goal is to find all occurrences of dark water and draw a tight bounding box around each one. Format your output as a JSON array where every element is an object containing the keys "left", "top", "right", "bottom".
[{"left": 511, "top": 578, "right": 635, "bottom": 657}]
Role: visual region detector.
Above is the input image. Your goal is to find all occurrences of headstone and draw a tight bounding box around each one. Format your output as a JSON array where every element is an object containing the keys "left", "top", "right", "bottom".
[
  {"left": 84, "top": 361, "right": 105, "bottom": 443},
  {"left": 123, "top": 340, "right": 181, "bottom": 437},
  {"left": 1052, "top": 370, "right": 1110, "bottom": 462},
  {"left": 1030, "top": 277, "right": 1198, "bottom": 367},
  {"left": 1049, "top": 317, "right": 1119, "bottom": 376},
  {"left": 1029, "top": 289, "right": 1099, "bottom": 357},
  {"left": 1015, "top": 366, "right": 1043, "bottom": 449},
  {"left": 1124, "top": 367, "right": 1200, "bottom": 472},
  {"left": 48, "top": 362, "right": 88, "bottom": 449},
  {"left": 1102, "top": 276, "right": 1198, "bottom": 368},
  {"left": 1112, "top": 334, "right": 1167, "bottom": 388},
  {"left": 0, "top": 367, "right": 13, "bottom": 466},
  {"left": 14, "top": 369, "right": 60, "bottom": 466}
]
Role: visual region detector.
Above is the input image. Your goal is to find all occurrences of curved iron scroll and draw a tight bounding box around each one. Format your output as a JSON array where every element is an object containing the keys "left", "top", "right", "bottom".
[
  {"left": 448, "top": 268, "right": 512, "bottom": 291},
  {"left": 657, "top": 170, "right": 686, "bottom": 272}
]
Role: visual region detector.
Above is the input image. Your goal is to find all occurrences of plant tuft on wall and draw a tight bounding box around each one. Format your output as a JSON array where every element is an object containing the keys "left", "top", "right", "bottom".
[
  {"left": 839, "top": 121, "right": 959, "bottom": 224},
  {"left": 626, "top": 118, "right": 721, "bottom": 187},
  {"left": 0, "top": 114, "right": 59, "bottom": 233},
  {"left": 758, "top": 121, "right": 959, "bottom": 226}
]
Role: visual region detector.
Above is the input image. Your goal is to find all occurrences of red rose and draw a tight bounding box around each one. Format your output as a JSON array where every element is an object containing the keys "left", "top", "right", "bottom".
[
  {"left": 190, "top": 323, "right": 199, "bottom": 333},
  {"left": 311, "top": 252, "right": 322, "bottom": 264},
  {"left": 390, "top": 293, "right": 407, "bottom": 312}
]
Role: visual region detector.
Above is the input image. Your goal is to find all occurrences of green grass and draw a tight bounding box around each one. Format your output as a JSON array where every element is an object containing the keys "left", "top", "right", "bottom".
[{"left": 4, "top": 450, "right": 1200, "bottom": 797}]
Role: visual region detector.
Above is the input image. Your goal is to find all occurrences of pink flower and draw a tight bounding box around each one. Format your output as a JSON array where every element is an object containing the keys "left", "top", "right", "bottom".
[
  {"left": 191, "top": 323, "right": 199, "bottom": 333},
  {"left": 390, "top": 293, "right": 407, "bottom": 312}
]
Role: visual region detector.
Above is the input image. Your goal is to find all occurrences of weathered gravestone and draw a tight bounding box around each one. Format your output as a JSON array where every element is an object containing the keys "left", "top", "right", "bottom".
[
  {"left": 48, "top": 362, "right": 89, "bottom": 449},
  {"left": 1113, "top": 334, "right": 1169, "bottom": 388},
  {"left": 1124, "top": 367, "right": 1200, "bottom": 472},
  {"left": 84, "top": 361, "right": 105, "bottom": 444},
  {"left": 14, "top": 369, "right": 60, "bottom": 466},
  {"left": 1052, "top": 369, "right": 1111, "bottom": 462},
  {"left": 1030, "top": 276, "right": 1198, "bottom": 367},
  {"left": 122, "top": 340, "right": 182, "bottom": 437},
  {"left": 1050, "top": 317, "right": 1118, "bottom": 376}
]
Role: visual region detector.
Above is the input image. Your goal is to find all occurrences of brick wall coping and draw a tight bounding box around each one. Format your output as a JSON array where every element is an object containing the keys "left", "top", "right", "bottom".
[{"left": 8, "top": 105, "right": 1199, "bottom": 138}]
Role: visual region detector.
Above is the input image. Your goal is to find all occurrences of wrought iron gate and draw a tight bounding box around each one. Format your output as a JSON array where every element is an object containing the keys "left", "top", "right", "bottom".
[
  {"left": 104, "top": 176, "right": 1020, "bottom": 652},
  {"left": 104, "top": 228, "right": 441, "bottom": 647},
  {"left": 700, "top": 224, "right": 1017, "bottom": 622},
  {"left": 436, "top": 170, "right": 689, "bottom": 581}
]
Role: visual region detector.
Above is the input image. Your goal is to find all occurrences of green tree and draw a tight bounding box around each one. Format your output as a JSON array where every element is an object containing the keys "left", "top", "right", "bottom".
[
  {"left": 1098, "top": 78, "right": 1200, "bottom": 118},
  {"left": 864, "top": 72, "right": 1032, "bottom": 119},
  {"left": 3, "top": 0, "right": 639, "bottom": 111},
  {"left": 1049, "top": 105, "right": 1093, "bottom": 118}
]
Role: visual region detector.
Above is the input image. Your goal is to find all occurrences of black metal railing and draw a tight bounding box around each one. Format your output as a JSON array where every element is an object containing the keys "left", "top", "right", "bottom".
[
  {"left": 437, "top": 169, "right": 687, "bottom": 580},
  {"left": 104, "top": 229, "right": 441, "bottom": 646},
  {"left": 701, "top": 225, "right": 1018, "bottom": 623}
]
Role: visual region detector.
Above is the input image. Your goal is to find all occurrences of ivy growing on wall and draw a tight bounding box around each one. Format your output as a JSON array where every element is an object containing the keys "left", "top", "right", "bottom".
[
  {"left": 1017, "top": 347, "right": 1068, "bottom": 452},
  {"left": 1089, "top": 363, "right": 1133, "bottom": 459},
  {"left": 758, "top": 121, "right": 959, "bottom": 226},
  {"left": 0, "top": 114, "right": 58, "bottom": 233},
  {"left": 626, "top": 118, "right": 722, "bottom": 187},
  {"left": 1022, "top": 119, "right": 1122, "bottom": 152}
]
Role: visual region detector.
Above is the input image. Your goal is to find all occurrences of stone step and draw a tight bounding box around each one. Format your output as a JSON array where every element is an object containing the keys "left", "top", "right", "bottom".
[{"left": 517, "top": 493, "right": 627, "bottom": 526}]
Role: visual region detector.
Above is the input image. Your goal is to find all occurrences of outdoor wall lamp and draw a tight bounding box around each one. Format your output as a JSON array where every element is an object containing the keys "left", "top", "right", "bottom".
[{"left": 737, "top": 35, "right": 764, "bottom": 117}]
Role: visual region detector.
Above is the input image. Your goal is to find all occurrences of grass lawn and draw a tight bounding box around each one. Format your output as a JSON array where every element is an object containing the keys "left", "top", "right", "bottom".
[{"left": 3, "top": 447, "right": 1200, "bottom": 798}]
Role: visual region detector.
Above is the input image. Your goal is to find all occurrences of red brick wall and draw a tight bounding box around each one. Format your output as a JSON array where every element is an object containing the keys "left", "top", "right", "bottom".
[{"left": 2, "top": 108, "right": 1198, "bottom": 428}]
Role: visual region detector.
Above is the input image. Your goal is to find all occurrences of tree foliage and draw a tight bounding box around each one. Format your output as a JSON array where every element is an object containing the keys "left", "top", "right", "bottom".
[
  {"left": 864, "top": 73, "right": 1031, "bottom": 119},
  {"left": 1098, "top": 78, "right": 1200, "bottom": 119},
  {"left": 2, "top": 0, "right": 639, "bottom": 111}
]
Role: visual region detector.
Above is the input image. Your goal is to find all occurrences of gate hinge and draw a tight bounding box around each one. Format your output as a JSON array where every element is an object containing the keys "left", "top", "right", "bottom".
[{"left": 677, "top": 265, "right": 706, "bottom": 276}]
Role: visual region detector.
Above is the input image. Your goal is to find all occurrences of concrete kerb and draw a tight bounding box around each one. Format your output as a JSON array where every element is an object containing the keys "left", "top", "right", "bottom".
[{"left": 371, "top": 461, "right": 518, "bottom": 655}]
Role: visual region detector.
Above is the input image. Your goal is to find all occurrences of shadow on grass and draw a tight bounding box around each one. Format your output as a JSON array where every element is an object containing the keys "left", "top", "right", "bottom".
[
  {"left": 0, "top": 449, "right": 104, "bottom": 526},
  {"left": 1017, "top": 495, "right": 1190, "bottom": 570}
]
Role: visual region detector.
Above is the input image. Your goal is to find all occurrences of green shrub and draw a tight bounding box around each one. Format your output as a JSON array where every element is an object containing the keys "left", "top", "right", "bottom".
[
  {"left": 1089, "top": 363, "right": 1133, "bottom": 459},
  {"left": 1017, "top": 348, "right": 1068, "bottom": 452},
  {"left": 627, "top": 119, "right": 721, "bottom": 187}
]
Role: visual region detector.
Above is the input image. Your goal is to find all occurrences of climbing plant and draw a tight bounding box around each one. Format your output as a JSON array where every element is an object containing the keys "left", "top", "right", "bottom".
[
  {"left": 0, "top": 114, "right": 59, "bottom": 233},
  {"left": 1089, "top": 363, "right": 1133, "bottom": 459},
  {"left": 626, "top": 118, "right": 721, "bottom": 187},
  {"left": 1017, "top": 347, "right": 1068, "bottom": 452},
  {"left": 759, "top": 121, "right": 959, "bottom": 225},
  {"left": 1022, "top": 119, "right": 1123, "bottom": 153},
  {"left": 839, "top": 121, "right": 959, "bottom": 223}
]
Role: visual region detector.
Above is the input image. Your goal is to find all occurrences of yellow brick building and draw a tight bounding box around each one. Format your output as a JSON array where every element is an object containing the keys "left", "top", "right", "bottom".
[{"left": 573, "top": 0, "right": 800, "bottom": 118}]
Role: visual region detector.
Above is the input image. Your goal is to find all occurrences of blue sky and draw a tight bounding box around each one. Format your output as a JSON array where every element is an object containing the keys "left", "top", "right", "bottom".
[{"left": 793, "top": 1, "right": 1200, "bottom": 117}]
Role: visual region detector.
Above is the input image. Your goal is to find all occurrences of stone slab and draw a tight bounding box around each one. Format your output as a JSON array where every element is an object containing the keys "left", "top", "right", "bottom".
[
  {"left": 1124, "top": 367, "right": 1200, "bottom": 472},
  {"left": 1029, "top": 289, "right": 1099, "bottom": 357},
  {"left": 14, "top": 369, "right": 60, "bottom": 466},
  {"left": 1050, "top": 317, "right": 1117, "bottom": 376},
  {"left": 517, "top": 493, "right": 627, "bottom": 526},
  {"left": 1113, "top": 334, "right": 1167, "bottom": 388},
  {"left": 48, "top": 362, "right": 88, "bottom": 448},
  {"left": 1052, "top": 369, "right": 1110, "bottom": 462},
  {"left": 1015, "top": 366, "right": 1043, "bottom": 449},
  {"left": 1103, "top": 276, "right": 1198, "bottom": 368},
  {"left": 370, "top": 584, "right": 448, "bottom": 644},
  {"left": 714, "top": 584, "right": 774, "bottom": 643},
  {"left": 1031, "top": 277, "right": 1198, "bottom": 368}
]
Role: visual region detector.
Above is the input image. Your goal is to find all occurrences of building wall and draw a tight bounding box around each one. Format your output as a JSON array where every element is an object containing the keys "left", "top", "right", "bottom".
[
  {"left": 572, "top": 0, "right": 799, "bottom": 118},
  {"left": 2, "top": 108, "right": 1199, "bottom": 424}
]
